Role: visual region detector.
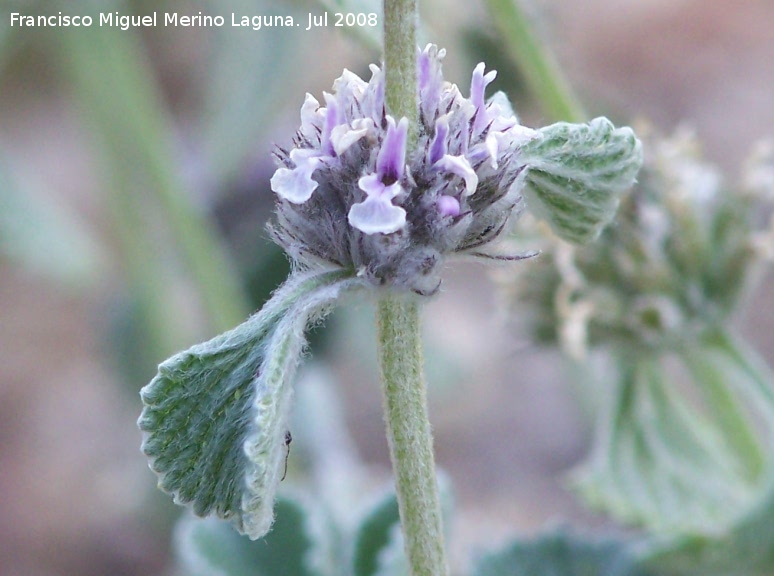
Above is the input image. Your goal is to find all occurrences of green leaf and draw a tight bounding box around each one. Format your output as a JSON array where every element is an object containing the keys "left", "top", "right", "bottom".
[
  {"left": 521, "top": 117, "right": 643, "bottom": 244},
  {"left": 352, "top": 490, "right": 401, "bottom": 576},
  {"left": 200, "top": 0, "right": 304, "bottom": 185},
  {"left": 139, "top": 269, "right": 360, "bottom": 539},
  {"left": 351, "top": 475, "right": 453, "bottom": 576},
  {"left": 573, "top": 331, "right": 774, "bottom": 537},
  {"left": 174, "top": 496, "right": 329, "bottom": 576},
  {"left": 0, "top": 158, "right": 104, "bottom": 287},
  {"left": 60, "top": 0, "right": 250, "bottom": 333},
  {"left": 634, "top": 332, "right": 774, "bottom": 576},
  {"left": 472, "top": 530, "right": 652, "bottom": 576}
]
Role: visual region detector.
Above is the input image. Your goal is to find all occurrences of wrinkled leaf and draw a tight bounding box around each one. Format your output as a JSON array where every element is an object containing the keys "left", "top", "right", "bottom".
[
  {"left": 473, "top": 529, "right": 652, "bottom": 576},
  {"left": 139, "top": 269, "right": 360, "bottom": 539},
  {"left": 174, "top": 496, "right": 327, "bottom": 576},
  {"left": 521, "top": 117, "right": 642, "bottom": 244},
  {"left": 634, "top": 332, "right": 774, "bottom": 576}
]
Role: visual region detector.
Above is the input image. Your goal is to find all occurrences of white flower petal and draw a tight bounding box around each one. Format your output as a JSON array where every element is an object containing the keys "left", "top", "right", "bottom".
[
  {"left": 270, "top": 151, "right": 322, "bottom": 204},
  {"left": 485, "top": 133, "right": 500, "bottom": 169},
  {"left": 348, "top": 196, "right": 407, "bottom": 234},
  {"left": 435, "top": 155, "right": 479, "bottom": 196},
  {"left": 331, "top": 118, "right": 374, "bottom": 156},
  {"left": 299, "top": 94, "right": 324, "bottom": 140}
]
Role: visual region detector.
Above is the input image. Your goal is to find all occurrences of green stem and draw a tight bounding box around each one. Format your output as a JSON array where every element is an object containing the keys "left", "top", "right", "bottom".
[
  {"left": 484, "top": 0, "right": 586, "bottom": 122},
  {"left": 379, "top": 3, "right": 447, "bottom": 574},
  {"left": 377, "top": 295, "right": 447, "bottom": 576},
  {"left": 384, "top": 0, "right": 418, "bottom": 147}
]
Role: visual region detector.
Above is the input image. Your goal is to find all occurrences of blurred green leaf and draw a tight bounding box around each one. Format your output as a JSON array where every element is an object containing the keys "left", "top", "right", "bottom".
[
  {"left": 59, "top": 0, "right": 249, "bottom": 336},
  {"left": 642, "top": 483, "right": 774, "bottom": 576},
  {"left": 174, "top": 497, "right": 328, "bottom": 576},
  {"left": 140, "top": 269, "right": 359, "bottom": 539},
  {"left": 483, "top": 0, "right": 586, "bottom": 122},
  {"left": 473, "top": 530, "right": 652, "bottom": 576},
  {"left": 200, "top": 0, "right": 305, "bottom": 185},
  {"left": 352, "top": 475, "right": 453, "bottom": 576},
  {"left": 521, "top": 117, "right": 642, "bottom": 244},
  {"left": 352, "top": 489, "right": 402, "bottom": 576},
  {"left": 0, "top": 158, "right": 104, "bottom": 287},
  {"left": 635, "top": 332, "right": 774, "bottom": 576},
  {"left": 573, "top": 329, "right": 774, "bottom": 537}
]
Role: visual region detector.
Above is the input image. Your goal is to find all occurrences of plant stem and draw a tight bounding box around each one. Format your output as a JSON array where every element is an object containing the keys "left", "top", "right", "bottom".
[
  {"left": 384, "top": 0, "right": 418, "bottom": 147},
  {"left": 484, "top": 0, "right": 586, "bottom": 122},
  {"left": 377, "top": 295, "right": 447, "bottom": 576},
  {"left": 379, "top": 4, "right": 446, "bottom": 573}
]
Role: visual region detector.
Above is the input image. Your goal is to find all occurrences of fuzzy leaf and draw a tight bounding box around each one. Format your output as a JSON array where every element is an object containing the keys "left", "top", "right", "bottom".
[
  {"left": 521, "top": 117, "right": 642, "bottom": 244},
  {"left": 629, "top": 332, "right": 774, "bottom": 576},
  {"left": 174, "top": 496, "right": 327, "bottom": 576},
  {"left": 473, "top": 530, "right": 651, "bottom": 576},
  {"left": 139, "top": 269, "right": 359, "bottom": 539}
]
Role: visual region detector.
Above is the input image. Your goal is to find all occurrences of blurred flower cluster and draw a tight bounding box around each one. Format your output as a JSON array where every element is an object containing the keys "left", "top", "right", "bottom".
[
  {"left": 510, "top": 127, "right": 774, "bottom": 359},
  {"left": 502, "top": 129, "right": 774, "bottom": 554}
]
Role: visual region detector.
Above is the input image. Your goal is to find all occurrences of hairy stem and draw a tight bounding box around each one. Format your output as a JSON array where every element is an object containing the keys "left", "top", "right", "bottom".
[
  {"left": 379, "top": 3, "right": 446, "bottom": 574},
  {"left": 384, "top": 0, "right": 418, "bottom": 147},
  {"left": 377, "top": 295, "right": 447, "bottom": 576}
]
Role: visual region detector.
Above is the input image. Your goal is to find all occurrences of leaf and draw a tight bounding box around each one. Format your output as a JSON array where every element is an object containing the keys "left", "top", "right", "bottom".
[
  {"left": 351, "top": 475, "right": 453, "bottom": 576},
  {"left": 634, "top": 332, "right": 774, "bottom": 576},
  {"left": 60, "top": 0, "right": 250, "bottom": 332},
  {"left": 573, "top": 330, "right": 774, "bottom": 537},
  {"left": 200, "top": 0, "right": 305, "bottom": 185},
  {"left": 472, "top": 529, "right": 652, "bottom": 576},
  {"left": 520, "top": 117, "right": 643, "bottom": 244},
  {"left": 174, "top": 496, "right": 329, "bottom": 576},
  {"left": 352, "top": 489, "right": 401, "bottom": 576},
  {"left": 139, "top": 269, "right": 360, "bottom": 539},
  {"left": 0, "top": 158, "right": 104, "bottom": 287}
]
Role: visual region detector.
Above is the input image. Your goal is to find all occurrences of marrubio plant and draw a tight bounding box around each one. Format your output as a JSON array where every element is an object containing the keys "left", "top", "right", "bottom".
[
  {"left": 508, "top": 128, "right": 774, "bottom": 574},
  {"left": 138, "top": 40, "right": 641, "bottom": 575}
]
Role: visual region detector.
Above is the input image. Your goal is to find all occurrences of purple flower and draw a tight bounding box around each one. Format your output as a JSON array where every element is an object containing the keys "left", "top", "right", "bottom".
[
  {"left": 348, "top": 117, "right": 409, "bottom": 234},
  {"left": 270, "top": 44, "right": 538, "bottom": 294}
]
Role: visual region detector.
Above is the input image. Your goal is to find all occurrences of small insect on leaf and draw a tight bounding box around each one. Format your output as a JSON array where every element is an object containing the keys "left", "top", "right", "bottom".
[
  {"left": 281, "top": 430, "right": 293, "bottom": 482},
  {"left": 138, "top": 268, "right": 362, "bottom": 539}
]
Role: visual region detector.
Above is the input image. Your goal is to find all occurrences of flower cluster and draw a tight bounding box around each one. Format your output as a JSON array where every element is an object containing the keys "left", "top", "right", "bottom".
[
  {"left": 511, "top": 128, "right": 774, "bottom": 355},
  {"left": 270, "top": 45, "right": 538, "bottom": 295}
]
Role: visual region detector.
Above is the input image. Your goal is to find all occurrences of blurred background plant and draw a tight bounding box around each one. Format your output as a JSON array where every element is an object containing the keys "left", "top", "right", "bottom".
[
  {"left": 503, "top": 126, "right": 774, "bottom": 573},
  {"left": 1, "top": 0, "right": 774, "bottom": 574}
]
